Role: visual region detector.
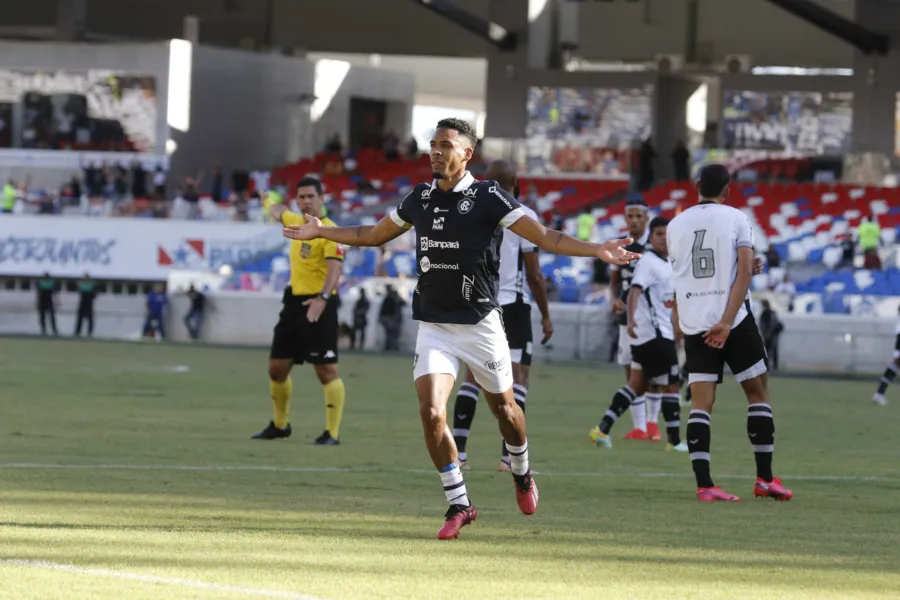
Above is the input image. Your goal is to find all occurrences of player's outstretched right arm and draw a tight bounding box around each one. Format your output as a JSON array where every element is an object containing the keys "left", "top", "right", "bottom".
[{"left": 282, "top": 214, "right": 409, "bottom": 248}]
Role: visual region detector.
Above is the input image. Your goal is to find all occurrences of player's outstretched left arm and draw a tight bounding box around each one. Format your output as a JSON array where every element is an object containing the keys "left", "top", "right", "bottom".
[
  {"left": 283, "top": 214, "right": 409, "bottom": 248},
  {"left": 508, "top": 216, "right": 641, "bottom": 265}
]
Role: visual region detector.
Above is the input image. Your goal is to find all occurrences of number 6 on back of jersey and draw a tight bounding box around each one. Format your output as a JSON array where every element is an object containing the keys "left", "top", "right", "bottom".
[{"left": 691, "top": 230, "right": 715, "bottom": 279}]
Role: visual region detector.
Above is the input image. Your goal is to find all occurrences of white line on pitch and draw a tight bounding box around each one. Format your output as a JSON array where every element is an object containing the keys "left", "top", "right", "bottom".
[
  {"left": 0, "top": 462, "right": 891, "bottom": 482},
  {"left": 0, "top": 559, "right": 329, "bottom": 600}
]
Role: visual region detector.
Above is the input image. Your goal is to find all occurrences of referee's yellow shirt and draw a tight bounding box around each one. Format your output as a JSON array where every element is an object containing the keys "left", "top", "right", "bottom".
[{"left": 282, "top": 211, "right": 343, "bottom": 296}]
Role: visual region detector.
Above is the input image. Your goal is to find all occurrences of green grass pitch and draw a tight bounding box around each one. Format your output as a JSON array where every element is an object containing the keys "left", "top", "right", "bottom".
[{"left": 0, "top": 338, "right": 898, "bottom": 599}]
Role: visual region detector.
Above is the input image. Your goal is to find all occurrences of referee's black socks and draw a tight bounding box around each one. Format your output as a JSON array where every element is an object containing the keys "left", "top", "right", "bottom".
[{"left": 747, "top": 403, "right": 775, "bottom": 482}]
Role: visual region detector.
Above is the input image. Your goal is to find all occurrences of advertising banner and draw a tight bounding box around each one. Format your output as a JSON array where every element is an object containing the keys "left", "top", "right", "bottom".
[
  {"left": 0, "top": 216, "right": 286, "bottom": 280},
  {"left": 722, "top": 90, "right": 853, "bottom": 154}
]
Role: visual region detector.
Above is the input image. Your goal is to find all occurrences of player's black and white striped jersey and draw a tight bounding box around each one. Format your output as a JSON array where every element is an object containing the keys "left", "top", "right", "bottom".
[{"left": 389, "top": 171, "right": 525, "bottom": 325}]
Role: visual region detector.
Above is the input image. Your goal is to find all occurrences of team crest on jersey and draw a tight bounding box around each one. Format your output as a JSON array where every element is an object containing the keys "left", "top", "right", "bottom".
[
  {"left": 457, "top": 198, "right": 474, "bottom": 214},
  {"left": 300, "top": 242, "right": 312, "bottom": 258}
]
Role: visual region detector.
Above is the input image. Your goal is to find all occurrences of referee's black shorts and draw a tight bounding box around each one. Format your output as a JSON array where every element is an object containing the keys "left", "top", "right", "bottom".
[
  {"left": 684, "top": 313, "right": 767, "bottom": 385},
  {"left": 270, "top": 288, "right": 340, "bottom": 365},
  {"left": 501, "top": 302, "right": 533, "bottom": 366}
]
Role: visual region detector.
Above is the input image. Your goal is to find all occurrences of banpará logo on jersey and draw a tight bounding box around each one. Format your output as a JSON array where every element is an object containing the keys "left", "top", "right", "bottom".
[
  {"left": 483, "top": 357, "right": 508, "bottom": 373},
  {"left": 434, "top": 206, "right": 448, "bottom": 213},
  {"left": 432, "top": 217, "right": 445, "bottom": 230},
  {"left": 420, "top": 237, "right": 460, "bottom": 251},
  {"left": 457, "top": 198, "right": 474, "bottom": 214},
  {"left": 461, "top": 274, "right": 474, "bottom": 301},
  {"left": 419, "top": 256, "right": 458, "bottom": 273},
  {"left": 488, "top": 185, "right": 513, "bottom": 210}
]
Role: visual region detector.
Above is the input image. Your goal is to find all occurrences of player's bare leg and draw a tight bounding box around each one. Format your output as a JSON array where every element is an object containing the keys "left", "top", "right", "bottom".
[
  {"left": 313, "top": 363, "right": 344, "bottom": 445},
  {"left": 452, "top": 363, "right": 530, "bottom": 472},
  {"left": 688, "top": 380, "right": 738, "bottom": 501},
  {"left": 741, "top": 374, "right": 792, "bottom": 500},
  {"left": 252, "top": 358, "right": 294, "bottom": 439},
  {"left": 483, "top": 388, "right": 538, "bottom": 515},
  {"left": 415, "top": 373, "right": 477, "bottom": 539}
]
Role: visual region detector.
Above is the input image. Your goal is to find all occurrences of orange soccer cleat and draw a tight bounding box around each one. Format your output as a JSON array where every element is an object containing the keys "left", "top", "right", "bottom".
[
  {"left": 697, "top": 486, "right": 741, "bottom": 502},
  {"left": 437, "top": 504, "right": 477, "bottom": 540},
  {"left": 646, "top": 423, "right": 662, "bottom": 442},
  {"left": 753, "top": 477, "right": 793, "bottom": 501}
]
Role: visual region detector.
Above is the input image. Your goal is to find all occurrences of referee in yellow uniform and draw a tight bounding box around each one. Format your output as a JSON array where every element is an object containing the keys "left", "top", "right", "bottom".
[{"left": 252, "top": 177, "right": 346, "bottom": 445}]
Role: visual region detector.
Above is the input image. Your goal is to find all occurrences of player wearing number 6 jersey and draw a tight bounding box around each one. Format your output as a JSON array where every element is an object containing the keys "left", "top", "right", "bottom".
[{"left": 667, "top": 164, "right": 792, "bottom": 502}]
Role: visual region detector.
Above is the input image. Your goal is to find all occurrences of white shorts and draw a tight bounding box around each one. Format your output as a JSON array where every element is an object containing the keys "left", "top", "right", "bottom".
[
  {"left": 413, "top": 310, "right": 513, "bottom": 394},
  {"left": 617, "top": 325, "right": 633, "bottom": 367}
]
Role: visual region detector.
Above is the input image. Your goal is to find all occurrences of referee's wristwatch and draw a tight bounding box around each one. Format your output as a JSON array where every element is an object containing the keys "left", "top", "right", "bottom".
[{"left": 319, "top": 292, "right": 331, "bottom": 302}]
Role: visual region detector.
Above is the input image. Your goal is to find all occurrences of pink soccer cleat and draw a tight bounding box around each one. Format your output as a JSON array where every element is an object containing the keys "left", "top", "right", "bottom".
[
  {"left": 437, "top": 504, "right": 477, "bottom": 540},
  {"left": 513, "top": 471, "right": 539, "bottom": 515},
  {"left": 697, "top": 486, "right": 741, "bottom": 502},
  {"left": 753, "top": 477, "right": 793, "bottom": 501}
]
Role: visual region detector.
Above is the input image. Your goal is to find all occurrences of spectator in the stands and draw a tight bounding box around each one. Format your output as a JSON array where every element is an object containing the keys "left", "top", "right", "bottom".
[
  {"left": 232, "top": 167, "right": 250, "bottom": 196},
  {"left": 765, "top": 246, "right": 781, "bottom": 269},
  {"left": 131, "top": 161, "right": 147, "bottom": 199},
  {"left": 406, "top": 136, "right": 419, "bottom": 159},
  {"left": 38, "top": 191, "right": 56, "bottom": 215},
  {"left": 671, "top": 139, "right": 690, "bottom": 181},
  {"left": 181, "top": 177, "right": 201, "bottom": 219},
  {"left": 839, "top": 235, "right": 855, "bottom": 268},
  {"left": 774, "top": 273, "right": 797, "bottom": 312},
  {"left": 857, "top": 216, "right": 882, "bottom": 270},
  {"left": 210, "top": 164, "right": 223, "bottom": 202},
  {"left": 383, "top": 131, "right": 400, "bottom": 161},
  {"left": 325, "top": 134, "right": 343, "bottom": 154},
  {"left": 2, "top": 179, "right": 17, "bottom": 213},
  {"left": 576, "top": 209, "right": 594, "bottom": 242},
  {"left": 637, "top": 137, "right": 657, "bottom": 191},
  {"left": 152, "top": 166, "right": 166, "bottom": 198},
  {"left": 759, "top": 300, "right": 784, "bottom": 370}
]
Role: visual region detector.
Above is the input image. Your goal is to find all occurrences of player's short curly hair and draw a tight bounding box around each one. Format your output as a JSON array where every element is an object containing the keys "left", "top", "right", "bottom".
[
  {"left": 436, "top": 118, "right": 478, "bottom": 148},
  {"left": 648, "top": 216, "right": 670, "bottom": 234}
]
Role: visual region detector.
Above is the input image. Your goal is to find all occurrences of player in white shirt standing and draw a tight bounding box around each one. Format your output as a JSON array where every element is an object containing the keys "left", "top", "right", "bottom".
[
  {"left": 452, "top": 160, "right": 555, "bottom": 472},
  {"left": 667, "top": 164, "right": 792, "bottom": 502},
  {"left": 590, "top": 217, "right": 687, "bottom": 451},
  {"left": 872, "top": 305, "right": 900, "bottom": 405}
]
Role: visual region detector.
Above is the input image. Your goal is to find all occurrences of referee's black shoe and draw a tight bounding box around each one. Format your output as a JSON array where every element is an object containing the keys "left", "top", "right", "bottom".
[
  {"left": 251, "top": 421, "right": 292, "bottom": 440},
  {"left": 312, "top": 430, "right": 340, "bottom": 446}
]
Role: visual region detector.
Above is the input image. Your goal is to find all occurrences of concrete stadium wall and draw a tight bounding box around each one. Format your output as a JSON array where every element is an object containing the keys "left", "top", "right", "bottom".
[{"left": 1, "top": 289, "right": 894, "bottom": 375}]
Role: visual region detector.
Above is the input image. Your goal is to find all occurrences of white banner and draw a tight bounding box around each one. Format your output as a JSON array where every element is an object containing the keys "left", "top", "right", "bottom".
[{"left": 0, "top": 216, "right": 285, "bottom": 279}]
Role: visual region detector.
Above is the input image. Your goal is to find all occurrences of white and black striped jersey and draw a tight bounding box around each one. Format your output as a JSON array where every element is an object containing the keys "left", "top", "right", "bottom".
[
  {"left": 389, "top": 171, "right": 525, "bottom": 325},
  {"left": 497, "top": 204, "right": 539, "bottom": 306},
  {"left": 629, "top": 250, "right": 675, "bottom": 344},
  {"left": 667, "top": 201, "right": 755, "bottom": 335},
  {"left": 609, "top": 228, "right": 649, "bottom": 325}
]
